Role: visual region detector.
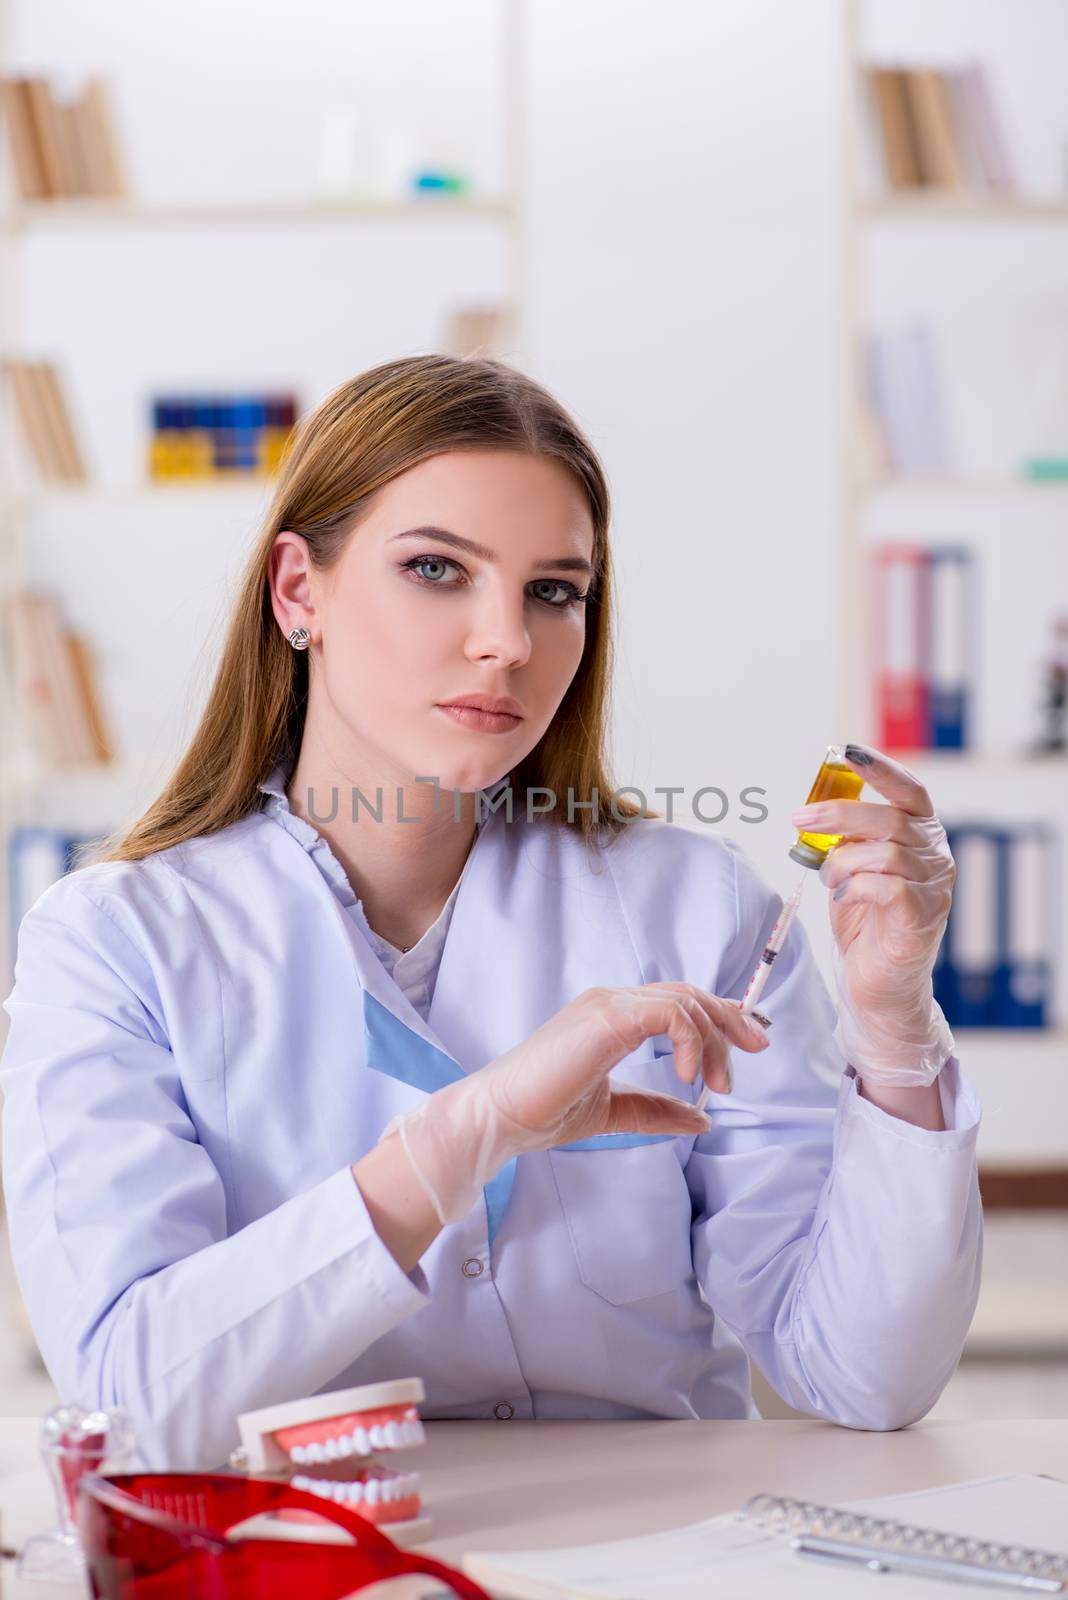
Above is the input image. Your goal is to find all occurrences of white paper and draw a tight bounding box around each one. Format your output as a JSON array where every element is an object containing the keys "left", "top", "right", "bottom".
[{"left": 463, "top": 1473, "right": 1068, "bottom": 1600}]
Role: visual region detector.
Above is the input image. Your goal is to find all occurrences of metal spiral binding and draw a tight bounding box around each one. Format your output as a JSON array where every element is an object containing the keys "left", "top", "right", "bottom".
[{"left": 742, "top": 1493, "right": 1068, "bottom": 1585}]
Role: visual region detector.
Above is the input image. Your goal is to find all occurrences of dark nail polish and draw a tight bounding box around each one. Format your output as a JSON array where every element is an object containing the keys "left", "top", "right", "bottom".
[{"left": 844, "top": 744, "right": 874, "bottom": 767}]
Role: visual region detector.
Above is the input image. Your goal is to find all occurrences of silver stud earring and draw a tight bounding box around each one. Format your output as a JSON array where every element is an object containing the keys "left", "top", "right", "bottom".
[{"left": 287, "top": 626, "right": 310, "bottom": 651}]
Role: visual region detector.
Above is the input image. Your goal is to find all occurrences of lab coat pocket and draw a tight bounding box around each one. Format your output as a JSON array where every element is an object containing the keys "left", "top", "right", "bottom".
[{"left": 547, "top": 1129, "right": 695, "bottom": 1307}]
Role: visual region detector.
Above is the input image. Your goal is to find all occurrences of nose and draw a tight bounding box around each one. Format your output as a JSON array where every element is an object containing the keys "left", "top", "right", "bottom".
[{"left": 462, "top": 587, "right": 532, "bottom": 671}]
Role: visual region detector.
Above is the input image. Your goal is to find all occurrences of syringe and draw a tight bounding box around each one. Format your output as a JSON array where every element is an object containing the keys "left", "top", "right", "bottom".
[{"left": 695, "top": 872, "right": 808, "bottom": 1113}]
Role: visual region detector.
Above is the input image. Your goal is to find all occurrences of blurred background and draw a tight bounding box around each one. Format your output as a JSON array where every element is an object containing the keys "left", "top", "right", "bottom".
[{"left": 0, "top": 0, "right": 1065, "bottom": 1423}]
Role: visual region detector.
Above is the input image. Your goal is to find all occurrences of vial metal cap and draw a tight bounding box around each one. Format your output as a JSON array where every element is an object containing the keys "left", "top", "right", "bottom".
[{"left": 788, "top": 841, "right": 827, "bottom": 870}]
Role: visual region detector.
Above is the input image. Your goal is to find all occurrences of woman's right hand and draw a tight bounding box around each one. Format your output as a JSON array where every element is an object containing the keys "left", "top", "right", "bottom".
[
  {"left": 478, "top": 982, "right": 770, "bottom": 1148},
  {"left": 379, "top": 983, "right": 771, "bottom": 1225}
]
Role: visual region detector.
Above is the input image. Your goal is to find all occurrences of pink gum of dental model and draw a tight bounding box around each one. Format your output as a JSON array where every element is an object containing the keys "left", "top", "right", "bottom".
[{"left": 234, "top": 1377, "right": 431, "bottom": 1544}]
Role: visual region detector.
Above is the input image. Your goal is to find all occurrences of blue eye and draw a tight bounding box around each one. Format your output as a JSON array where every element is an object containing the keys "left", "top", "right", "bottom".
[
  {"left": 528, "top": 578, "right": 588, "bottom": 609},
  {"left": 407, "top": 555, "right": 457, "bottom": 584},
  {"left": 400, "top": 555, "right": 588, "bottom": 609}
]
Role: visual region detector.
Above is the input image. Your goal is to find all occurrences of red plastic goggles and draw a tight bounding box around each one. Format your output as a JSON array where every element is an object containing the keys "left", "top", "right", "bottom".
[{"left": 77, "top": 1472, "right": 492, "bottom": 1599}]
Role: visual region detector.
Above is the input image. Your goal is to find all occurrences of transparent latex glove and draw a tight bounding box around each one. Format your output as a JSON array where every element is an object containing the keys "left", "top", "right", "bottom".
[
  {"left": 791, "top": 743, "right": 957, "bottom": 1089},
  {"left": 379, "top": 982, "right": 771, "bottom": 1225}
]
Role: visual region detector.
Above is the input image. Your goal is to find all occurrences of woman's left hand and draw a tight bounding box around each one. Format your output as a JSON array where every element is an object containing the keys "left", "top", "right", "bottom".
[{"left": 790, "top": 743, "right": 956, "bottom": 1088}]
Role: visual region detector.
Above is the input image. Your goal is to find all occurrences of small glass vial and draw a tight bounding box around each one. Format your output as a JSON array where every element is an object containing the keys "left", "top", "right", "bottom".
[{"left": 788, "top": 744, "right": 865, "bottom": 870}]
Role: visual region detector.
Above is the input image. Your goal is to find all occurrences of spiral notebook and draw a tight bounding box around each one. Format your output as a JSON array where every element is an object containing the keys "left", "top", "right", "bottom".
[{"left": 462, "top": 1473, "right": 1068, "bottom": 1598}]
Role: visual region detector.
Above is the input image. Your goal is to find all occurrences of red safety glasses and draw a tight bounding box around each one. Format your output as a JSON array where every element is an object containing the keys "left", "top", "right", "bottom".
[{"left": 77, "top": 1472, "right": 493, "bottom": 1599}]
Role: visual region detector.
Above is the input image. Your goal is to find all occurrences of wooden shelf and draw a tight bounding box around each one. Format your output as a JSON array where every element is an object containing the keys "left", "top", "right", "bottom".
[
  {"left": 952, "top": 1028, "right": 1068, "bottom": 1045},
  {"left": 0, "top": 196, "right": 514, "bottom": 231},
  {"left": 860, "top": 475, "right": 1068, "bottom": 496},
  {"left": 860, "top": 193, "right": 1068, "bottom": 224},
  {"left": 0, "top": 479, "right": 279, "bottom": 512},
  {"left": 0, "top": 756, "right": 168, "bottom": 801},
  {"left": 876, "top": 751, "right": 1068, "bottom": 772}
]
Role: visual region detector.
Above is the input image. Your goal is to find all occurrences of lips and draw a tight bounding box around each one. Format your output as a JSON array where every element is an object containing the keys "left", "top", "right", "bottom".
[
  {"left": 438, "top": 695, "right": 525, "bottom": 719},
  {"left": 438, "top": 705, "right": 522, "bottom": 733},
  {"left": 436, "top": 693, "right": 527, "bottom": 735}
]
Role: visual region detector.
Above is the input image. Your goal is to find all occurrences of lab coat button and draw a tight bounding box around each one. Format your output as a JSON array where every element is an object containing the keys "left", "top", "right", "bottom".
[
  {"left": 461, "top": 1258, "right": 484, "bottom": 1278},
  {"left": 493, "top": 1402, "right": 515, "bottom": 1420}
]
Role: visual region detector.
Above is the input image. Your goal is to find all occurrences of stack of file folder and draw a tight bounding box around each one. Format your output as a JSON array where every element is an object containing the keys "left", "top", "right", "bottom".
[
  {"left": 872, "top": 542, "right": 976, "bottom": 752},
  {"left": 934, "top": 822, "right": 1056, "bottom": 1028}
]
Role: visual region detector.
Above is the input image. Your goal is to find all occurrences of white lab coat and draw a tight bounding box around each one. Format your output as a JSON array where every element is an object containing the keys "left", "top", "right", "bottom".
[{"left": 0, "top": 779, "right": 983, "bottom": 1469}]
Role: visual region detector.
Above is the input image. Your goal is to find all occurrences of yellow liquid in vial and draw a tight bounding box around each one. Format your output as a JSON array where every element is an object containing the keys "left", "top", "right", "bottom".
[{"left": 794, "top": 756, "right": 865, "bottom": 860}]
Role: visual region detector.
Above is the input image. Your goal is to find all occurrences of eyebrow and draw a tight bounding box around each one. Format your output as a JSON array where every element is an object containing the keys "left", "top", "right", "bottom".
[{"left": 387, "top": 525, "right": 594, "bottom": 577}]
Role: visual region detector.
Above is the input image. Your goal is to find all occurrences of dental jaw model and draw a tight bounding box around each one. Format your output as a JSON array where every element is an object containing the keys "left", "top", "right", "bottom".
[{"left": 234, "top": 1377, "right": 431, "bottom": 1545}]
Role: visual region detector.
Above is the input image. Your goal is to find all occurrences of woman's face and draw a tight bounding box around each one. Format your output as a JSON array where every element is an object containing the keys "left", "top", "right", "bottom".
[{"left": 273, "top": 447, "right": 596, "bottom": 795}]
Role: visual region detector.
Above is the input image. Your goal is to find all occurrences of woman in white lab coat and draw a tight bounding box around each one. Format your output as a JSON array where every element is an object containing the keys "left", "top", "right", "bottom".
[{"left": 0, "top": 355, "right": 981, "bottom": 1471}]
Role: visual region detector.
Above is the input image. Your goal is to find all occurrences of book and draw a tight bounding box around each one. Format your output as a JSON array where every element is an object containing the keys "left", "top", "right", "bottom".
[
  {"left": 954, "top": 62, "right": 1016, "bottom": 195},
  {"left": 80, "top": 75, "right": 128, "bottom": 197},
  {"left": 936, "top": 823, "right": 1054, "bottom": 1031},
  {"left": 462, "top": 1474, "right": 1068, "bottom": 1599},
  {"left": 870, "top": 543, "right": 977, "bottom": 753},
  {"left": 4, "top": 359, "right": 64, "bottom": 479},
  {"left": 7, "top": 827, "right": 76, "bottom": 954},
  {"left": 444, "top": 304, "right": 513, "bottom": 359},
  {"left": 996, "top": 824, "right": 1053, "bottom": 1028},
  {"left": 903, "top": 69, "right": 965, "bottom": 189},
  {"left": 34, "top": 360, "right": 87, "bottom": 479},
  {"left": 927, "top": 544, "right": 973, "bottom": 749},
  {"left": 3, "top": 359, "right": 87, "bottom": 482},
  {"left": 0, "top": 73, "right": 126, "bottom": 200},
  {"left": 945, "top": 824, "right": 1002, "bottom": 1028},
  {"left": 865, "top": 322, "right": 952, "bottom": 478},
  {"left": 865, "top": 62, "right": 1016, "bottom": 199},
  {"left": 872, "top": 543, "right": 929, "bottom": 751},
  {"left": 6, "top": 590, "right": 113, "bottom": 768},
  {"left": 0, "top": 77, "right": 48, "bottom": 198},
  {"left": 7, "top": 591, "right": 69, "bottom": 767},
  {"left": 22, "top": 77, "right": 66, "bottom": 197},
  {"left": 68, "top": 632, "right": 115, "bottom": 763},
  {"left": 148, "top": 391, "right": 298, "bottom": 479},
  {"left": 868, "top": 69, "right": 920, "bottom": 190}
]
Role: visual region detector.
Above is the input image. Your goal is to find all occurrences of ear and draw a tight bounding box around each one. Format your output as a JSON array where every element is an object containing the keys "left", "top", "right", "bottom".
[{"left": 269, "top": 530, "right": 319, "bottom": 646}]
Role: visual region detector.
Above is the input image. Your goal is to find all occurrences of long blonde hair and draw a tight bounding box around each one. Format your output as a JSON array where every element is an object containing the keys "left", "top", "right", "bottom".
[{"left": 96, "top": 353, "right": 654, "bottom": 865}]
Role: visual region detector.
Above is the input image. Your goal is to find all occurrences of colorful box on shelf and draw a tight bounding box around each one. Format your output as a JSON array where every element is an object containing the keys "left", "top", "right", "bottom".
[
  {"left": 1023, "top": 457, "right": 1068, "bottom": 482},
  {"left": 148, "top": 392, "right": 298, "bottom": 479}
]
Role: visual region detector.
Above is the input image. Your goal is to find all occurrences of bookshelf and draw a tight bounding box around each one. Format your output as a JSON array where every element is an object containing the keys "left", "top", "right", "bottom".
[
  {"left": 0, "top": 196, "right": 515, "bottom": 229},
  {"left": 862, "top": 196, "right": 1068, "bottom": 223},
  {"left": 0, "top": 1, "right": 527, "bottom": 995},
  {"left": 840, "top": 0, "right": 1068, "bottom": 1176}
]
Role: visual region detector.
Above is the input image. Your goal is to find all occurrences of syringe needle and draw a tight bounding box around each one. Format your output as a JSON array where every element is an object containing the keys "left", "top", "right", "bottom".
[{"left": 694, "top": 873, "right": 808, "bottom": 1114}]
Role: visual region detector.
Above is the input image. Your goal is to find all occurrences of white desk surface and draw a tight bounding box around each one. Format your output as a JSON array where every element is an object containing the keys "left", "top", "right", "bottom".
[{"left": 1, "top": 1416, "right": 1065, "bottom": 1596}]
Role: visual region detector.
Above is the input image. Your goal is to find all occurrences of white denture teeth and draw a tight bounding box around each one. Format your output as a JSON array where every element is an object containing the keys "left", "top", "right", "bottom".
[
  {"left": 365, "top": 1479, "right": 381, "bottom": 1505},
  {"left": 324, "top": 1437, "right": 342, "bottom": 1460},
  {"left": 290, "top": 1444, "right": 308, "bottom": 1464},
  {"left": 354, "top": 1425, "right": 371, "bottom": 1454},
  {"left": 368, "top": 1424, "right": 387, "bottom": 1449},
  {"left": 292, "top": 1475, "right": 327, "bottom": 1498},
  {"left": 384, "top": 1420, "right": 402, "bottom": 1448}
]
